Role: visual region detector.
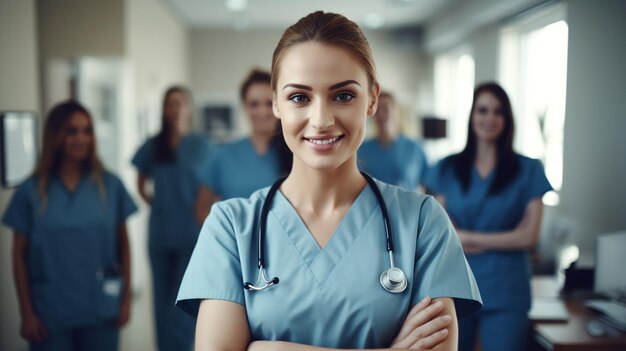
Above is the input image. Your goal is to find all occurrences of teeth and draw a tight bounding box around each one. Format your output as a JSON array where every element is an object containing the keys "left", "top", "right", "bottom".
[{"left": 309, "top": 136, "right": 340, "bottom": 145}]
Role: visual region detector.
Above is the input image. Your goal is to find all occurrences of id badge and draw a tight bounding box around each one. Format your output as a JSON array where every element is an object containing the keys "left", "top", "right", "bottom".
[{"left": 103, "top": 276, "right": 122, "bottom": 297}]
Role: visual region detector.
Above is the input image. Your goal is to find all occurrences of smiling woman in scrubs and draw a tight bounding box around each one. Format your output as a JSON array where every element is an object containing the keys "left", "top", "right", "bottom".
[
  {"left": 177, "top": 11, "right": 482, "bottom": 351},
  {"left": 358, "top": 91, "right": 428, "bottom": 191},
  {"left": 424, "top": 82, "right": 552, "bottom": 351},
  {"left": 132, "top": 86, "right": 212, "bottom": 351},
  {"left": 195, "top": 70, "right": 292, "bottom": 220},
  {"left": 3, "top": 101, "right": 137, "bottom": 351}
]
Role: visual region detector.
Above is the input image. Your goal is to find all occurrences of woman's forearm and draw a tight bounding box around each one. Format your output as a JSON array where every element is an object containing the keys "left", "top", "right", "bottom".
[
  {"left": 137, "top": 173, "right": 152, "bottom": 204},
  {"left": 459, "top": 198, "right": 544, "bottom": 251},
  {"left": 249, "top": 341, "right": 401, "bottom": 351},
  {"left": 12, "top": 234, "right": 36, "bottom": 318},
  {"left": 118, "top": 224, "right": 131, "bottom": 299}
]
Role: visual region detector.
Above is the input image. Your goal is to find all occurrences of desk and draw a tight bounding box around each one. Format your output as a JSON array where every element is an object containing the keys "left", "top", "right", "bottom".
[{"left": 531, "top": 276, "right": 626, "bottom": 351}]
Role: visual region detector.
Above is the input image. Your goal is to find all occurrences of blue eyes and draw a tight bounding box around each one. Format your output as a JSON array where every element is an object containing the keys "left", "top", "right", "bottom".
[
  {"left": 289, "top": 94, "right": 308, "bottom": 104},
  {"left": 335, "top": 93, "right": 355, "bottom": 102},
  {"left": 288, "top": 92, "right": 355, "bottom": 104}
]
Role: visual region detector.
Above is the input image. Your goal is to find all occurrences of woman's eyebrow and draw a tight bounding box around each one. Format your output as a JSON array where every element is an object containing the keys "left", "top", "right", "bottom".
[
  {"left": 282, "top": 80, "right": 362, "bottom": 91},
  {"left": 329, "top": 80, "right": 361, "bottom": 90}
]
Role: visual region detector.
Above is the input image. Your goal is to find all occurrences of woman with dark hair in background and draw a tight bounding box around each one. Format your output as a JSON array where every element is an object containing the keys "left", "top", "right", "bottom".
[
  {"left": 178, "top": 11, "right": 481, "bottom": 351},
  {"left": 424, "top": 82, "right": 552, "bottom": 351},
  {"left": 195, "top": 69, "right": 292, "bottom": 221},
  {"left": 3, "top": 101, "right": 137, "bottom": 351},
  {"left": 132, "top": 86, "right": 212, "bottom": 351}
]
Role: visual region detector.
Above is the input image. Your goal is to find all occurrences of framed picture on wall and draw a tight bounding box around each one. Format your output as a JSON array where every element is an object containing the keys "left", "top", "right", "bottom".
[
  {"left": 202, "top": 104, "right": 234, "bottom": 142},
  {"left": 0, "top": 111, "right": 38, "bottom": 188}
]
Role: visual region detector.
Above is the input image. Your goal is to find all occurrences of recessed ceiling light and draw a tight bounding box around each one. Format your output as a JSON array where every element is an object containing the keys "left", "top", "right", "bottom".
[
  {"left": 226, "top": 0, "right": 247, "bottom": 12},
  {"left": 363, "top": 13, "right": 385, "bottom": 29}
]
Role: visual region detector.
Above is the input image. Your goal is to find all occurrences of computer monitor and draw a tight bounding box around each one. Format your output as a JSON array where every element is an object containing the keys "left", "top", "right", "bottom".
[
  {"left": 0, "top": 111, "right": 38, "bottom": 188},
  {"left": 594, "top": 231, "right": 626, "bottom": 300}
]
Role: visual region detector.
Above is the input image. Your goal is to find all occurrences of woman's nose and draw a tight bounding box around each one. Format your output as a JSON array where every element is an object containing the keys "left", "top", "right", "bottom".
[{"left": 309, "top": 100, "right": 334, "bottom": 130}]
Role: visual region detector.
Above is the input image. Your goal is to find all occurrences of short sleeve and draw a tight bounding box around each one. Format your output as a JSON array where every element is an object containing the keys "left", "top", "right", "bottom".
[
  {"left": 415, "top": 143, "right": 429, "bottom": 186},
  {"left": 200, "top": 149, "right": 222, "bottom": 192},
  {"left": 176, "top": 202, "right": 244, "bottom": 318},
  {"left": 2, "top": 180, "right": 35, "bottom": 236},
  {"left": 113, "top": 177, "right": 138, "bottom": 224},
  {"left": 525, "top": 159, "right": 553, "bottom": 204},
  {"left": 411, "top": 196, "right": 482, "bottom": 320},
  {"left": 423, "top": 160, "right": 444, "bottom": 194},
  {"left": 190, "top": 138, "right": 215, "bottom": 183},
  {"left": 131, "top": 139, "right": 154, "bottom": 176}
]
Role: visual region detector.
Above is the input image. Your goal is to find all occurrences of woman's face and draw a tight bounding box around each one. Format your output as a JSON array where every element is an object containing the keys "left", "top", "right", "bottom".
[
  {"left": 471, "top": 92, "right": 505, "bottom": 144},
  {"left": 373, "top": 95, "right": 398, "bottom": 135},
  {"left": 244, "top": 82, "right": 276, "bottom": 136},
  {"left": 273, "top": 42, "right": 378, "bottom": 171},
  {"left": 62, "top": 112, "right": 93, "bottom": 162},
  {"left": 164, "top": 91, "right": 191, "bottom": 129}
]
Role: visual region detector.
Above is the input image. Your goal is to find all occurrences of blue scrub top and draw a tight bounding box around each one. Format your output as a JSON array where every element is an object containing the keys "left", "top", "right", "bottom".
[
  {"left": 132, "top": 133, "right": 213, "bottom": 250},
  {"left": 2, "top": 171, "right": 137, "bottom": 331},
  {"left": 202, "top": 137, "right": 279, "bottom": 200},
  {"left": 177, "top": 180, "right": 482, "bottom": 349},
  {"left": 358, "top": 135, "right": 428, "bottom": 190},
  {"left": 424, "top": 154, "right": 552, "bottom": 311}
]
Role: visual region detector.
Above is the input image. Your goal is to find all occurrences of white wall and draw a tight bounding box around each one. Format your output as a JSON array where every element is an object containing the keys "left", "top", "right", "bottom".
[
  {"left": 36, "top": 0, "right": 126, "bottom": 112},
  {"left": 0, "top": 1, "right": 40, "bottom": 349},
  {"left": 559, "top": 0, "right": 626, "bottom": 262},
  {"left": 124, "top": 1, "right": 190, "bottom": 350}
]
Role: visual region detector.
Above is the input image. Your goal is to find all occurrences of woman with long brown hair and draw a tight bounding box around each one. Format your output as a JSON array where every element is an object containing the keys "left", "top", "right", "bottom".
[
  {"left": 424, "top": 82, "right": 552, "bottom": 351},
  {"left": 132, "top": 86, "right": 212, "bottom": 351},
  {"left": 3, "top": 101, "right": 137, "bottom": 351},
  {"left": 177, "top": 12, "right": 481, "bottom": 351}
]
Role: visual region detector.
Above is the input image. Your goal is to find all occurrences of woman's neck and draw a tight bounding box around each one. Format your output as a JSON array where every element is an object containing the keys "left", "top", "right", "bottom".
[
  {"left": 281, "top": 157, "right": 366, "bottom": 215},
  {"left": 250, "top": 132, "right": 274, "bottom": 155},
  {"left": 58, "top": 158, "right": 83, "bottom": 191},
  {"left": 377, "top": 127, "right": 398, "bottom": 146},
  {"left": 475, "top": 140, "right": 497, "bottom": 177},
  {"left": 169, "top": 126, "right": 189, "bottom": 146}
]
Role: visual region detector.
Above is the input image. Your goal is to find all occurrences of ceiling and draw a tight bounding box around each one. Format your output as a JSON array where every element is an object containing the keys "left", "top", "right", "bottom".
[{"left": 161, "top": 0, "right": 456, "bottom": 30}]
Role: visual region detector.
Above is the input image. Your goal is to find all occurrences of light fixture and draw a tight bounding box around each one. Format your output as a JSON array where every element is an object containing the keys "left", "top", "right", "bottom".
[
  {"left": 363, "top": 13, "right": 385, "bottom": 29},
  {"left": 226, "top": 0, "right": 247, "bottom": 12}
]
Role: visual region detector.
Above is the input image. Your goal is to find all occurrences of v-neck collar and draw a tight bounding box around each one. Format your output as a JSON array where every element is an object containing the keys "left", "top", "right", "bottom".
[
  {"left": 54, "top": 171, "right": 90, "bottom": 196},
  {"left": 270, "top": 183, "right": 380, "bottom": 287}
]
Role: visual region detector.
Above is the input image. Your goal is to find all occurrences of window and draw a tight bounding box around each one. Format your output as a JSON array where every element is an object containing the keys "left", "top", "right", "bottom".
[
  {"left": 499, "top": 4, "right": 568, "bottom": 204},
  {"left": 433, "top": 48, "right": 475, "bottom": 159}
]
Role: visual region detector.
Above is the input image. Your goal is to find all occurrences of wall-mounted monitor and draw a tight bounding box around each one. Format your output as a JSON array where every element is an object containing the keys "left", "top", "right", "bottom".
[{"left": 0, "top": 111, "right": 38, "bottom": 188}]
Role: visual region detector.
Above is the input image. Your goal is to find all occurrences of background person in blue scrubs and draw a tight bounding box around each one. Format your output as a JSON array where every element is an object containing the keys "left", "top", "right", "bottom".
[
  {"left": 178, "top": 12, "right": 481, "bottom": 351},
  {"left": 195, "top": 69, "right": 292, "bottom": 220},
  {"left": 424, "top": 82, "right": 552, "bottom": 351},
  {"left": 3, "top": 101, "right": 137, "bottom": 351},
  {"left": 132, "top": 86, "right": 212, "bottom": 351},
  {"left": 358, "top": 91, "right": 428, "bottom": 191}
]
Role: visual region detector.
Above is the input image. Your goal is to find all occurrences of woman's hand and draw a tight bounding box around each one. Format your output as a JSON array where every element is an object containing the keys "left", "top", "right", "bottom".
[
  {"left": 390, "top": 297, "right": 452, "bottom": 350},
  {"left": 117, "top": 293, "right": 131, "bottom": 327},
  {"left": 20, "top": 312, "right": 48, "bottom": 343},
  {"left": 456, "top": 230, "right": 484, "bottom": 255}
]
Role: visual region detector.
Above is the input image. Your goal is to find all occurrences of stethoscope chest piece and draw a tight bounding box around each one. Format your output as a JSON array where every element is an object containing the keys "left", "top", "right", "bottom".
[{"left": 380, "top": 267, "right": 407, "bottom": 293}]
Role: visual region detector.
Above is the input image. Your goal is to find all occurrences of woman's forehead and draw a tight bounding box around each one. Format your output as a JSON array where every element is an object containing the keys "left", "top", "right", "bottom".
[{"left": 277, "top": 42, "right": 369, "bottom": 89}]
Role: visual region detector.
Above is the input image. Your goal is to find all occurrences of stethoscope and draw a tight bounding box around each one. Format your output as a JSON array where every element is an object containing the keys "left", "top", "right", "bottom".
[{"left": 243, "top": 172, "right": 408, "bottom": 294}]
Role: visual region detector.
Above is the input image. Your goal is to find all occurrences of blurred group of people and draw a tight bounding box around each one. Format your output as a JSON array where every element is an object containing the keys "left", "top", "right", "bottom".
[{"left": 3, "top": 50, "right": 550, "bottom": 351}]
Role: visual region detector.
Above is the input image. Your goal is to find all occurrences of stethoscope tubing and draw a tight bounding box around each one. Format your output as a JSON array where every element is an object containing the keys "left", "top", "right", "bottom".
[{"left": 244, "top": 172, "right": 407, "bottom": 293}]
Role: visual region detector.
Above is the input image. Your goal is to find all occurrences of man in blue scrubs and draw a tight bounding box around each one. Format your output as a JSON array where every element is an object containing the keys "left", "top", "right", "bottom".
[{"left": 358, "top": 91, "right": 428, "bottom": 191}]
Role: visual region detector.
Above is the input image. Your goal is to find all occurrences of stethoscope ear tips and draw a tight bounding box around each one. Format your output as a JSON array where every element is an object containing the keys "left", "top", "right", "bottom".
[
  {"left": 271, "top": 277, "right": 279, "bottom": 284},
  {"left": 380, "top": 267, "right": 407, "bottom": 293}
]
